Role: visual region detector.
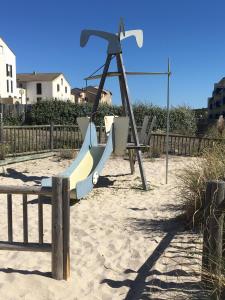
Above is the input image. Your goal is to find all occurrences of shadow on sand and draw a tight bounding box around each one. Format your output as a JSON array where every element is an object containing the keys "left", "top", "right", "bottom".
[
  {"left": 101, "top": 216, "right": 208, "bottom": 300},
  {"left": 1, "top": 168, "right": 48, "bottom": 184},
  {"left": 0, "top": 267, "right": 52, "bottom": 278}
]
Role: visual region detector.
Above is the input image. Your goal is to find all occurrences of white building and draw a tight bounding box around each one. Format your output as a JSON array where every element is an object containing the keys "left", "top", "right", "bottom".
[
  {"left": 17, "top": 72, "right": 73, "bottom": 104},
  {"left": 0, "top": 37, "right": 17, "bottom": 101}
]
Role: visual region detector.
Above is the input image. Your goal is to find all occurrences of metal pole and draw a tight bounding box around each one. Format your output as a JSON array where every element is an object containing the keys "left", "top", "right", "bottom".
[
  {"left": 85, "top": 71, "right": 170, "bottom": 81},
  {"left": 165, "top": 58, "right": 171, "bottom": 184}
]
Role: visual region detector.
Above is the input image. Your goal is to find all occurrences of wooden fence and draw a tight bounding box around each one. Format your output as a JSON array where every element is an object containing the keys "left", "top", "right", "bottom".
[
  {"left": 0, "top": 124, "right": 223, "bottom": 158},
  {"left": 2, "top": 124, "right": 106, "bottom": 157},
  {"left": 202, "top": 180, "right": 225, "bottom": 299},
  {"left": 0, "top": 176, "right": 70, "bottom": 280},
  {"left": 150, "top": 133, "right": 222, "bottom": 156}
]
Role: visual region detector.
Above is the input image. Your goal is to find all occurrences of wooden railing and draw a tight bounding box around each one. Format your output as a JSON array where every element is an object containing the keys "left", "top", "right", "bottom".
[
  {"left": 1, "top": 124, "right": 224, "bottom": 158},
  {"left": 3, "top": 125, "right": 83, "bottom": 156},
  {"left": 150, "top": 133, "right": 223, "bottom": 156},
  {"left": 3, "top": 124, "right": 106, "bottom": 157},
  {"left": 0, "top": 176, "right": 70, "bottom": 280}
]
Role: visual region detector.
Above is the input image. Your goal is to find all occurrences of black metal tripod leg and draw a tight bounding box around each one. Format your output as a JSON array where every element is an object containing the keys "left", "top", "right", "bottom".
[{"left": 116, "top": 53, "right": 148, "bottom": 190}]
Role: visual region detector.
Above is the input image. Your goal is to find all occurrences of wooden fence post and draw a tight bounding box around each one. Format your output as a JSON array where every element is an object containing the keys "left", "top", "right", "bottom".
[
  {"left": 202, "top": 181, "right": 212, "bottom": 279},
  {"left": 62, "top": 177, "right": 70, "bottom": 280},
  {"left": 202, "top": 180, "right": 225, "bottom": 298},
  {"left": 50, "top": 123, "right": 54, "bottom": 151},
  {"left": 208, "top": 181, "right": 225, "bottom": 275},
  {"left": 52, "top": 176, "right": 63, "bottom": 280},
  {"left": 128, "top": 149, "right": 135, "bottom": 175}
]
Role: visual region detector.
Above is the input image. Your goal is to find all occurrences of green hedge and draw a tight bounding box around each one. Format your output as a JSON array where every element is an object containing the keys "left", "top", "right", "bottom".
[{"left": 4, "top": 100, "right": 197, "bottom": 135}]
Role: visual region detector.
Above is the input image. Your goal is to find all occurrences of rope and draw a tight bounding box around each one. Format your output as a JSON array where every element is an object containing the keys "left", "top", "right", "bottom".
[
  {"left": 84, "top": 55, "right": 115, "bottom": 148},
  {"left": 85, "top": 55, "right": 115, "bottom": 80}
]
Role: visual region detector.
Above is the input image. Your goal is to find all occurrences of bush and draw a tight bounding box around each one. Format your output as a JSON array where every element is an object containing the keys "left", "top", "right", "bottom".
[
  {"left": 58, "top": 149, "right": 77, "bottom": 159},
  {"left": 26, "top": 100, "right": 122, "bottom": 125},
  {"left": 169, "top": 105, "right": 197, "bottom": 135},
  {"left": 178, "top": 143, "right": 225, "bottom": 227},
  {"left": 149, "top": 145, "right": 162, "bottom": 158},
  {"left": 24, "top": 100, "right": 197, "bottom": 135}
]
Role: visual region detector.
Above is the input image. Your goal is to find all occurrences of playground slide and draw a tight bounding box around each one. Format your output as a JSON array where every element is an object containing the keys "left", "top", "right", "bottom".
[{"left": 41, "top": 122, "right": 113, "bottom": 199}]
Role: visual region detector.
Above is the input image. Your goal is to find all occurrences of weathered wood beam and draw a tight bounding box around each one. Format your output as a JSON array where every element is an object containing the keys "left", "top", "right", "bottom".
[
  {"left": 0, "top": 185, "right": 52, "bottom": 196},
  {"left": 0, "top": 241, "right": 51, "bottom": 252}
]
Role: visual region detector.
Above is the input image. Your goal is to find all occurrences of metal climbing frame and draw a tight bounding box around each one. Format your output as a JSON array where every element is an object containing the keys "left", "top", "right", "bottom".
[{"left": 80, "top": 21, "right": 171, "bottom": 188}]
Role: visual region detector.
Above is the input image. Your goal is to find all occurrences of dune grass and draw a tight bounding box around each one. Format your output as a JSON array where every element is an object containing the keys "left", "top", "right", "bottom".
[
  {"left": 178, "top": 143, "right": 225, "bottom": 297},
  {"left": 178, "top": 143, "right": 225, "bottom": 227}
]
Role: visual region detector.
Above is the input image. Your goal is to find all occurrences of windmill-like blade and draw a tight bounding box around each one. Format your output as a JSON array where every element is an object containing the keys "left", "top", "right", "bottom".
[{"left": 119, "top": 30, "right": 143, "bottom": 48}]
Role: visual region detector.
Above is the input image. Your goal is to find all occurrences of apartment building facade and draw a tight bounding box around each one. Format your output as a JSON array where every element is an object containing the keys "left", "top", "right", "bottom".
[
  {"left": 17, "top": 72, "right": 73, "bottom": 104},
  {"left": 0, "top": 37, "right": 17, "bottom": 100},
  {"left": 208, "top": 77, "right": 225, "bottom": 119}
]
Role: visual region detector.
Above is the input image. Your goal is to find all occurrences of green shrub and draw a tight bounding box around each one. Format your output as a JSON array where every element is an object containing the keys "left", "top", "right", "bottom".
[
  {"left": 2, "top": 100, "right": 197, "bottom": 135},
  {"left": 169, "top": 105, "right": 197, "bottom": 135},
  {"left": 149, "top": 145, "right": 162, "bottom": 158}
]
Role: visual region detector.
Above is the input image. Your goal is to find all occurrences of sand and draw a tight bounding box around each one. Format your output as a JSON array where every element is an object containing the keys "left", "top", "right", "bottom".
[{"left": 0, "top": 155, "right": 206, "bottom": 300}]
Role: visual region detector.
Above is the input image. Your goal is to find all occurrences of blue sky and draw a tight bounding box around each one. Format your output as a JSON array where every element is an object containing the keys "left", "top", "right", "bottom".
[{"left": 1, "top": 0, "right": 225, "bottom": 108}]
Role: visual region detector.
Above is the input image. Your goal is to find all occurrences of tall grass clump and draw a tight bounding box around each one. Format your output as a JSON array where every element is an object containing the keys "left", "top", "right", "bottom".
[
  {"left": 179, "top": 143, "right": 225, "bottom": 227},
  {"left": 179, "top": 143, "right": 225, "bottom": 297}
]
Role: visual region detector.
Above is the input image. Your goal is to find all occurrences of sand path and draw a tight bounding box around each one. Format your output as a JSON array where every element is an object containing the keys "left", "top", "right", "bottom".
[{"left": 0, "top": 155, "right": 206, "bottom": 299}]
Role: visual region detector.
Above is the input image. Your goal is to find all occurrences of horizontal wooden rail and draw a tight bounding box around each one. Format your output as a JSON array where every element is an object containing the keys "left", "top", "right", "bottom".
[
  {"left": 4, "top": 125, "right": 51, "bottom": 129},
  {"left": 0, "top": 241, "right": 51, "bottom": 252},
  {"left": 151, "top": 132, "right": 225, "bottom": 142},
  {"left": 0, "top": 185, "right": 52, "bottom": 196}
]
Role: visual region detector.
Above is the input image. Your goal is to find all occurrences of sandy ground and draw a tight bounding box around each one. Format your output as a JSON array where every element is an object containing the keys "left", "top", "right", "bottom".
[{"left": 0, "top": 155, "right": 207, "bottom": 300}]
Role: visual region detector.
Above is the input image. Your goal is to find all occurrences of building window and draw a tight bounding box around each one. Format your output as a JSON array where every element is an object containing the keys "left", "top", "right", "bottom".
[
  {"left": 57, "top": 84, "right": 60, "bottom": 92},
  {"left": 6, "top": 64, "right": 12, "bottom": 77},
  {"left": 36, "top": 83, "right": 42, "bottom": 95},
  {"left": 37, "top": 97, "right": 42, "bottom": 102},
  {"left": 218, "top": 100, "right": 221, "bottom": 107},
  {"left": 19, "top": 83, "right": 23, "bottom": 88},
  {"left": 61, "top": 78, "right": 63, "bottom": 85},
  {"left": 11, "top": 80, "right": 13, "bottom": 93},
  {"left": 6, "top": 80, "right": 9, "bottom": 93},
  {"left": 209, "top": 103, "right": 212, "bottom": 109},
  {"left": 65, "top": 86, "right": 67, "bottom": 93}
]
